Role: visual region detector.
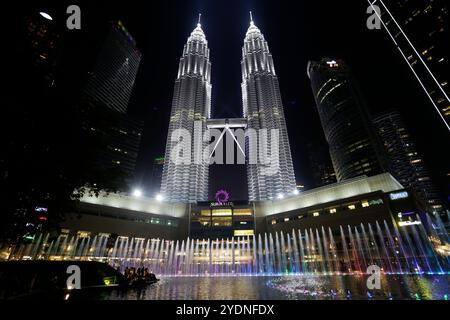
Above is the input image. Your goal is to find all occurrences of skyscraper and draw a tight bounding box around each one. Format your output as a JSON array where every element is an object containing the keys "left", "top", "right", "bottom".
[
  {"left": 369, "top": 0, "right": 449, "bottom": 130},
  {"left": 306, "top": 143, "right": 337, "bottom": 188},
  {"left": 81, "top": 21, "right": 143, "bottom": 183},
  {"left": 241, "top": 14, "right": 297, "bottom": 200},
  {"left": 150, "top": 156, "right": 165, "bottom": 195},
  {"left": 307, "top": 58, "right": 386, "bottom": 181},
  {"left": 84, "top": 21, "right": 142, "bottom": 114},
  {"left": 372, "top": 110, "right": 445, "bottom": 216},
  {"left": 160, "top": 18, "right": 212, "bottom": 202}
]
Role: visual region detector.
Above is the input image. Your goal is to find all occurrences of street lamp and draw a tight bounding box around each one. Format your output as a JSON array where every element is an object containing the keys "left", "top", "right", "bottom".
[{"left": 156, "top": 194, "right": 164, "bottom": 202}]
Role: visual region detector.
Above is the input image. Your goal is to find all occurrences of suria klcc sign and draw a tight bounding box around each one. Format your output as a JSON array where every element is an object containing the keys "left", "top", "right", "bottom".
[{"left": 210, "top": 189, "right": 233, "bottom": 207}]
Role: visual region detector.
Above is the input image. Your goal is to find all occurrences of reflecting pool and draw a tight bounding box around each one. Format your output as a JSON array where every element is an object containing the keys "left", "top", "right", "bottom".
[{"left": 107, "top": 275, "right": 450, "bottom": 300}]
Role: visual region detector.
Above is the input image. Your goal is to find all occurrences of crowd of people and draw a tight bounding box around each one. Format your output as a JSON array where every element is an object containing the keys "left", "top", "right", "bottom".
[{"left": 119, "top": 266, "right": 158, "bottom": 285}]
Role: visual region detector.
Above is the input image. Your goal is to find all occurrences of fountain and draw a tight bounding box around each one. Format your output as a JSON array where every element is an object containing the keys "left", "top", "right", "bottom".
[{"left": 9, "top": 218, "right": 449, "bottom": 277}]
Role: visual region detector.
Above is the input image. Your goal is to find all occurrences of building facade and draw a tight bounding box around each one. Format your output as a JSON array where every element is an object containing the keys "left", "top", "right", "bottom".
[
  {"left": 160, "top": 21, "right": 212, "bottom": 203},
  {"left": 307, "top": 58, "right": 386, "bottom": 181},
  {"left": 84, "top": 21, "right": 142, "bottom": 114},
  {"left": 241, "top": 16, "right": 297, "bottom": 200},
  {"left": 372, "top": 110, "right": 445, "bottom": 216},
  {"left": 372, "top": 0, "right": 449, "bottom": 130}
]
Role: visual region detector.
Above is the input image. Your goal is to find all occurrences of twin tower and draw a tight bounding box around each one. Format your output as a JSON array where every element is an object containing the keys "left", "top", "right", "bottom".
[{"left": 161, "top": 14, "right": 296, "bottom": 203}]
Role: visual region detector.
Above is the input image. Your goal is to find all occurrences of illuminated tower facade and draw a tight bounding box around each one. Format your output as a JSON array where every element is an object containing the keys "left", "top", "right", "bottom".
[
  {"left": 241, "top": 14, "right": 297, "bottom": 200},
  {"left": 368, "top": 0, "right": 449, "bottom": 131},
  {"left": 160, "top": 18, "right": 212, "bottom": 202},
  {"left": 307, "top": 58, "right": 386, "bottom": 181}
]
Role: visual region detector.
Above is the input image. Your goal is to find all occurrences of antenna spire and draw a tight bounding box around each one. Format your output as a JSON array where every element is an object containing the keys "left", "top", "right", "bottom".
[
  {"left": 249, "top": 11, "right": 253, "bottom": 23},
  {"left": 198, "top": 13, "right": 202, "bottom": 26}
]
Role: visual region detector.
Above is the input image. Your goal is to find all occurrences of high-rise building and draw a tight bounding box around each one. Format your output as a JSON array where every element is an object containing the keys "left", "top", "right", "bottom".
[
  {"left": 81, "top": 21, "right": 143, "bottom": 182},
  {"left": 150, "top": 156, "right": 165, "bottom": 195},
  {"left": 306, "top": 143, "right": 337, "bottom": 188},
  {"left": 160, "top": 19, "right": 212, "bottom": 202},
  {"left": 241, "top": 15, "right": 297, "bottom": 200},
  {"left": 307, "top": 58, "right": 386, "bottom": 182},
  {"left": 84, "top": 21, "right": 142, "bottom": 114},
  {"left": 372, "top": 110, "right": 445, "bottom": 215},
  {"left": 370, "top": 0, "right": 449, "bottom": 130},
  {"left": 87, "top": 112, "right": 143, "bottom": 179}
]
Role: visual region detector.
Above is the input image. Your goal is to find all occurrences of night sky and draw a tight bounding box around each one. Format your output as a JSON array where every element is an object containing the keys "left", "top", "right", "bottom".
[{"left": 14, "top": 0, "right": 450, "bottom": 201}]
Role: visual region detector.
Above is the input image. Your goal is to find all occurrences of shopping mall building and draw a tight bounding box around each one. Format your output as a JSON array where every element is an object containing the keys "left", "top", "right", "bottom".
[{"left": 61, "top": 173, "right": 424, "bottom": 240}]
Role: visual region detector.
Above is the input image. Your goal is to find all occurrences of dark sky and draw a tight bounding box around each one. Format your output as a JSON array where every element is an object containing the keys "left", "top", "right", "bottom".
[{"left": 16, "top": 0, "right": 450, "bottom": 200}]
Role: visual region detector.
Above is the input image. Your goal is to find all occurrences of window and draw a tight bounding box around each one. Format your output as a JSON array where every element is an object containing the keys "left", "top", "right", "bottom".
[
  {"left": 284, "top": 217, "right": 290, "bottom": 222},
  {"left": 200, "top": 210, "right": 211, "bottom": 216},
  {"left": 212, "top": 217, "right": 232, "bottom": 227},
  {"left": 329, "top": 208, "right": 337, "bottom": 213},
  {"left": 233, "top": 209, "right": 253, "bottom": 216},
  {"left": 234, "top": 230, "right": 255, "bottom": 237},
  {"left": 212, "top": 209, "right": 232, "bottom": 216},
  {"left": 362, "top": 201, "right": 369, "bottom": 208},
  {"left": 313, "top": 212, "right": 320, "bottom": 217},
  {"left": 348, "top": 205, "right": 356, "bottom": 210},
  {"left": 271, "top": 219, "right": 276, "bottom": 225}
]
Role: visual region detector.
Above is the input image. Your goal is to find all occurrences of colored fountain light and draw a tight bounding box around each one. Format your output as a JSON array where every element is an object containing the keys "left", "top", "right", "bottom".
[{"left": 13, "top": 216, "right": 449, "bottom": 278}]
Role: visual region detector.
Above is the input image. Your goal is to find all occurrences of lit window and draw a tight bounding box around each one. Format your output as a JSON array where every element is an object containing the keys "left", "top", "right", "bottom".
[
  {"left": 284, "top": 217, "right": 290, "bottom": 222},
  {"left": 233, "top": 209, "right": 253, "bottom": 216},
  {"left": 362, "top": 201, "right": 369, "bottom": 208},
  {"left": 329, "top": 208, "right": 337, "bottom": 213},
  {"left": 234, "top": 230, "right": 255, "bottom": 237},
  {"left": 212, "top": 209, "right": 232, "bottom": 216},
  {"left": 313, "top": 212, "right": 320, "bottom": 217},
  {"left": 348, "top": 205, "right": 356, "bottom": 210},
  {"left": 271, "top": 219, "right": 276, "bottom": 225}
]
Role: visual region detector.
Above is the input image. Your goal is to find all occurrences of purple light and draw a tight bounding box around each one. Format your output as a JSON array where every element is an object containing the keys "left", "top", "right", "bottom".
[{"left": 214, "top": 189, "right": 230, "bottom": 204}]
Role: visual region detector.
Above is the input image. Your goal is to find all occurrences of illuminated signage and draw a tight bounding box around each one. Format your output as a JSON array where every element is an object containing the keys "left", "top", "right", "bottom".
[
  {"left": 210, "top": 202, "right": 234, "bottom": 207},
  {"left": 389, "top": 191, "right": 408, "bottom": 200},
  {"left": 214, "top": 189, "right": 230, "bottom": 205},
  {"left": 398, "top": 220, "right": 421, "bottom": 227},
  {"left": 35, "top": 207, "right": 48, "bottom": 212},
  {"left": 398, "top": 211, "right": 415, "bottom": 217}
]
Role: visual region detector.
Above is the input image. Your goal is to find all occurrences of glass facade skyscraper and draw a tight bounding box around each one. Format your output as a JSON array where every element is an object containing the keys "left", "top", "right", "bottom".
[
  {"left": 307, "top": 58, "right": 386, "bottom": 181},
  {"left": 372, "top": 110, "right": 445, "bottom": 216},
  {"left": 84, "top": 21, "right": 142, "bottom": 114},
  {"left": 372, "top": 0, "right": 449, "bottom": 130},
  {"left": 241, "top": 16, "right": 297, "bottom": 200}
]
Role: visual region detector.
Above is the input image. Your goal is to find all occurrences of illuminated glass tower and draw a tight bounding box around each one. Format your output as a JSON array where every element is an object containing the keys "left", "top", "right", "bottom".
[
  {"left": 241, "top": 13, "right": 297, "bottom": 200},
  {"left": 84, "top": 21, "right": 142, "bottom": 114},
  {"left": 307, "top": 58, "right": 386, "bottom": 181},
  {"left": 372, "top": 110, "right": 445, "bottom": 215},
  {"left": 368, "top": 0, "right": 449, "bottom": 131},
  {"left": 160, "top": 17, "right": 212, "bottom": 202}
]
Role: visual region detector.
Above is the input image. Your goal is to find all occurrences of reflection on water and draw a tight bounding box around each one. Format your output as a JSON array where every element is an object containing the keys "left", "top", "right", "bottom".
[{"left": 107, "top": 275, "right": 450, "bottom": 300}]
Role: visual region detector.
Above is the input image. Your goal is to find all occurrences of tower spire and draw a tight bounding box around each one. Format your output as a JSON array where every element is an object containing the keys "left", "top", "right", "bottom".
[
  {"left": 249, "top": 11, "right": 253, "bottom": 25},
  {"left": 197, "top": 13, "right": 201, "bottom": 27}
]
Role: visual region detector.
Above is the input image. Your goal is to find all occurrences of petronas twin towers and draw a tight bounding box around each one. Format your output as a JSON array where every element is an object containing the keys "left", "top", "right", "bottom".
[{"left": 161, "top": 14, "right": 296, "bottom": 203}]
